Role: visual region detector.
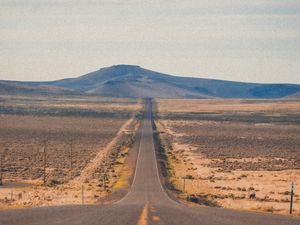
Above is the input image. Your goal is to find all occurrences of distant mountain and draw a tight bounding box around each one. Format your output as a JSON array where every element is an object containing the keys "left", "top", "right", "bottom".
[
  {"left": 1, "top": 65, "right": 300, "bottom": 98},
  {"left": 0, "top": 82, "right": 79, "bottom": 96},
  {"left": 285, "top": 92, "right": 300, "bottom": 99}
]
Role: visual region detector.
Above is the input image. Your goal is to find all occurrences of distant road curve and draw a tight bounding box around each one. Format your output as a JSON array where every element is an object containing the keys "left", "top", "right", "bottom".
[{"left": 0, "top": 99, "right": 299, "bottom": 225}]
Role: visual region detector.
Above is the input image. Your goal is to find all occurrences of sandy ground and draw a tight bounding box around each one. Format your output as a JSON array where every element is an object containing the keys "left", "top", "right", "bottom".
[
  {"left": 157, "top": 121, "right": 300, "bottom": 216},
  {"left": 157, "top": 99, "right": 300, "bottom": 114},
  {"left": 0, "top": 115, "right": 141, "bottom": 209},
  {"left": 0, "top": 95, "right": 142, "bottom": 183},
  {"left": 155, "top": 99, "right": 300, "bottom": 216}
]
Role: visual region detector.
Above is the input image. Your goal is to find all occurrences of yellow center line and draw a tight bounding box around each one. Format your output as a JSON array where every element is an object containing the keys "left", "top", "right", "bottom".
[
  {"left": 152, "top": 215, "right": 161, "bottom": 222},
  {"left": 137, "top": 202, "right": 149, "bottom": 225}
]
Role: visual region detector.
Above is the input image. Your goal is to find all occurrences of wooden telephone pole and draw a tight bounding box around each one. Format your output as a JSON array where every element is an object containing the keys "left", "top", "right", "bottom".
[
  {"left": 70, "top": 140, "right": 73, "bottom": 178},
  {"left": 0, "top": 152, "right": 3, "bottom": 186},
  {"left": 101, "top": 173, "right": 107, "bottom": 191},
  {"left": 82, "top": 184, "right": 84, "bottom": 205},
  {"left": 182, "top": 175, "right": 193, "bottom": 193},
  {"left": 43, "top": 140, "right": 47, "bottom": 186},
  {"left": 290, "top": 181, "right": 294, "bottom": 214},
  {"left": 0, "top": 148, "right": 9, "bottom": 186}
]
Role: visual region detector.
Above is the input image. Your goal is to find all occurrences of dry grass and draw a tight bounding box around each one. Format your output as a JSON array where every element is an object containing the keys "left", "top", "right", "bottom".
[
  {"left": 157, "top": 99, "right": 300, "bottom": 114},
  {"left": 0, "top": 95, "right": 142, "bottom": 209},
  {"left": 0, "top": 115, "right": 127, "bottom": 182},
  {"left": 155, "top": 98, "right": 300, "bottom": 216}
]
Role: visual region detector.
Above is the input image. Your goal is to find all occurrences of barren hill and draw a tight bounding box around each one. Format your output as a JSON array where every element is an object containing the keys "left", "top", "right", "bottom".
[{"left": 1, "top": 65, "right": 299, "bottom": 98}]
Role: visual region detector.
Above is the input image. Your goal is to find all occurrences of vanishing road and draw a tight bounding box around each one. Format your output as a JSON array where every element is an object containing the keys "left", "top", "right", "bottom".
[{"left": 1, "top": 100, "right": 299, "bottom": 225}]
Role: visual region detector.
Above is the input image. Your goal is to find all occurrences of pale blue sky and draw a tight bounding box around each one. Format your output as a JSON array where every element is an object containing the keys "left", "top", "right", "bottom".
[{"left": 0, "top": 0, "right": 299, "bottom": 83}]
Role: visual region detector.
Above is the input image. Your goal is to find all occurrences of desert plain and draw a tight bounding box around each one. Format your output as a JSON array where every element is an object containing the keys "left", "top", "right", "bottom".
[
  {"left": 0, "top": 95, "right": 142, "bottom": 209},
  {"left": 155, "top": 98, "right": 300, "bottom": 216},
  {"left": 1, "top": 95, "right": 300, "bottom": 217}
]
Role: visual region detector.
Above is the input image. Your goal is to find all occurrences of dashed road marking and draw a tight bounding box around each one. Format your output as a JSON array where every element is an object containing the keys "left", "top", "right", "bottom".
[
  {"left": 152, "top": 215, "right": 161, "bottom": 222},
  {"left": 137, "top": 203, "right": 149, "bottom": 225}
]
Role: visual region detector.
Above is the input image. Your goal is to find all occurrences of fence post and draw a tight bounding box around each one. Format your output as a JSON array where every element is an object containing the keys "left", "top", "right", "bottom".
[
  {"left": 0, "top": 153, "right": 3, "bottom": 186},
  {"left": 42, "top": 140, "right": 47, "bottom": 186},
  {"left": 82, "top": 184, "right": 84, "bottom": 205},
  {"left": 290, "top": 181, "right": 294, "bottom": 214}
]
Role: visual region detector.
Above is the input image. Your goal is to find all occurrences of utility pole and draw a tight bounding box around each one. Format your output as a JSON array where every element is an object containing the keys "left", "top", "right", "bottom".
[
  {"left": 290, "top": 181, "right": 294, "bottom": 214},
  {"left": 82, "top": 184, "right": 84, "bottom": 205},
  {"left": 101, "top": 173, "right": 107, "bottom": 191},
  {"left": 0, "top": 147, "right": 9, "bottom": 186},
  {"left": 43, "top": 140, "right": 47, "bottom": 186},
  {"left": 0, "top": 152, "right": 3, "bottom": 186},
  {"left": 181, "top": 175, "right": 193, "bottom": 193},
  {"left": 70, "top": 140, "right": 73, "bottom": 178}
]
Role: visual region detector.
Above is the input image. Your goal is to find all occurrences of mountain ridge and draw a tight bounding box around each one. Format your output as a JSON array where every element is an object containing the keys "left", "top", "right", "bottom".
[{"left": 1, "top": 65, "right": 299, "bottom": 98}]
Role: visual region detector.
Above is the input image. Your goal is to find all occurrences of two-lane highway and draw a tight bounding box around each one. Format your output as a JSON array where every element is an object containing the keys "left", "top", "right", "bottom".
[{"left": 0, "top": 100, "right": 299, "bottom": 225}]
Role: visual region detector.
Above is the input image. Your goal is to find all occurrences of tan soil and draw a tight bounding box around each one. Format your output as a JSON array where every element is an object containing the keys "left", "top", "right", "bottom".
[
  {"left": 0, "top": 116, "right": 140, "bottom": 209},
  {"left": 155, "top": 99, "right": 300, "bottom": 216},
  {"left": 0, "top": 96, "right": 142, "bottom": 209}
]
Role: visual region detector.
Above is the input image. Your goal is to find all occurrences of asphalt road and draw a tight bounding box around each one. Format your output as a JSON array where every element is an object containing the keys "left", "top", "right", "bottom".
[{"left": 0, "top": 100, "right": 299, "bottom": 225}]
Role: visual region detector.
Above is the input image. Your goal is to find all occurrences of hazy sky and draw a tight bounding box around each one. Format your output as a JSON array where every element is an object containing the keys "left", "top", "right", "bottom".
[{"left": 1, "top": 0, "right": 300, "bottom": 83}]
